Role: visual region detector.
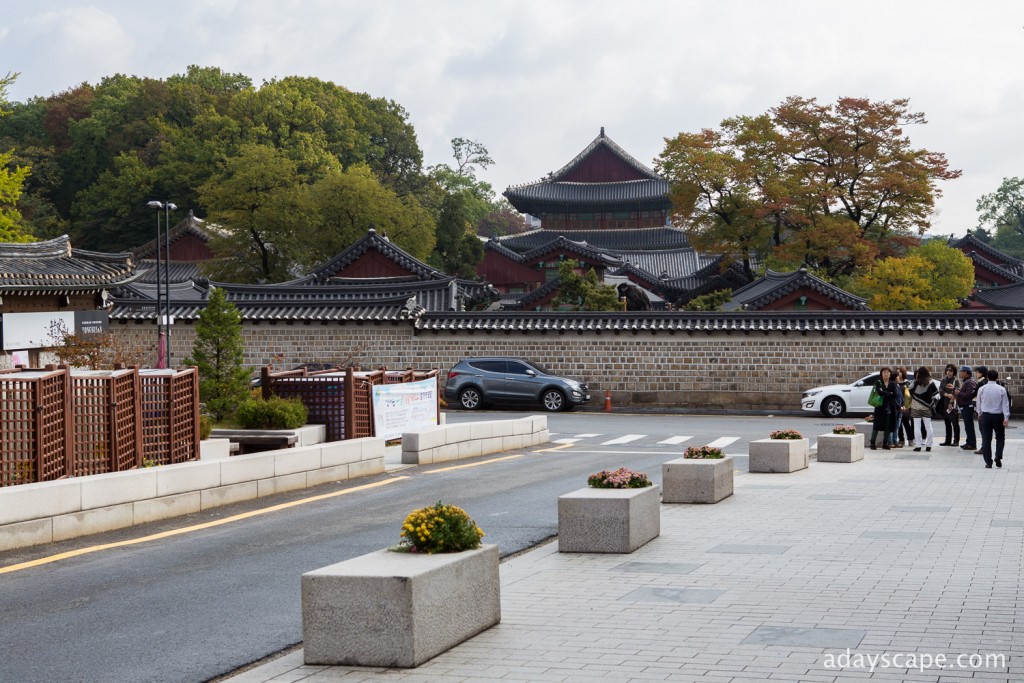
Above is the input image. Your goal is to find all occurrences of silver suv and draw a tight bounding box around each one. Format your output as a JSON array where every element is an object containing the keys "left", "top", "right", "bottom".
[{"left": 445, "top": 358, "right": 591, "bottom": 412}]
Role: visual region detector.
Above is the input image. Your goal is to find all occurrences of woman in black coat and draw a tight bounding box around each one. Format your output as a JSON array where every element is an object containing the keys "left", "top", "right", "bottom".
[{"left": 870, "top": 367, "right": 899, "bottom": 450}]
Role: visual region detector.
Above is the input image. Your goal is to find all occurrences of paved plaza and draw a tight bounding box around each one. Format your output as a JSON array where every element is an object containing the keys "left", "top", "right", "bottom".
[{"left": 229, "top": 442, "right": 1023, "bottom": 682}]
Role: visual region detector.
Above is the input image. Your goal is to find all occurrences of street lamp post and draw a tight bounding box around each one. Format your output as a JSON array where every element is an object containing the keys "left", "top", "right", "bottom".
[
  {"left": 163, "top": 202, "right": 177, "bottom": 365},
  {"left": 146, "top": 201, "right": 166, "bottom": 368}
]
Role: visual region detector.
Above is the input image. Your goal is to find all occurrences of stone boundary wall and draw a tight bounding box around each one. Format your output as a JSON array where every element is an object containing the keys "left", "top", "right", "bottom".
[
  {"left": 401, "top": 415, "right": 549, "bottom": 464},
  {"left": 111, "top": 319, "right": 1024, "bottom": 413}
]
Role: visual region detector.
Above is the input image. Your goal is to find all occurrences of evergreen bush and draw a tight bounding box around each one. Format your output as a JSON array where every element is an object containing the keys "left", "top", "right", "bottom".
[{"left": 236, "top": 396, "right": 308, "bottom": 429}]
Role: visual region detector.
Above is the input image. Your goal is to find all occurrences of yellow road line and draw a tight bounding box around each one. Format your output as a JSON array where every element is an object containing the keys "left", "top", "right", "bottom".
[
  {"left": 425, "top": 453, "right": 526, "bottom": 473},
  {"left": 0, "top": 476, "right": 409, "bottom": 575},
  {"left": 532, "top": 443, "right": 575, "bottom": 453}
]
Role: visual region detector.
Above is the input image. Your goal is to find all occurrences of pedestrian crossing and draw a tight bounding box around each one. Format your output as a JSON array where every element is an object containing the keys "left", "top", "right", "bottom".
[{"left": 551, "top": 433, "right": 746, "bottom": 449}]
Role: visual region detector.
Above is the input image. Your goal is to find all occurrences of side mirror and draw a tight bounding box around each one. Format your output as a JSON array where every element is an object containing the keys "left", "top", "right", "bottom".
[
  {"left": 525, "top": 369, "right": 536, "bottom": 377},
  {"left": 853, "top": 381, "right": 863, "bottom": 387}
]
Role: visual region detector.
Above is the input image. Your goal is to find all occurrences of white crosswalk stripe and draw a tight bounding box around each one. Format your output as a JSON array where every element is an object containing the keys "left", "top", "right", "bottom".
[
  {"left": 704, "top": 436, "right": 740, "bottom": 449},
  {"left": 658, "top": 435, "right": 693, "bottom": 445},
  {"left": 600, "top": 434, "right": 645, "bottom": 445},
  {"left": 554, "top": 438, "right": 581, "bottom": 444},
  {"left": 574, "top": 433, "right": 602, "bottom": 438}
]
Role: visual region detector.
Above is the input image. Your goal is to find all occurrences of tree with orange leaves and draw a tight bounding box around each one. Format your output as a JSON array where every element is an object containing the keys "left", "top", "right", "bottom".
[{"left": 657, "top": 97, "right": 960, "bottom": 285}]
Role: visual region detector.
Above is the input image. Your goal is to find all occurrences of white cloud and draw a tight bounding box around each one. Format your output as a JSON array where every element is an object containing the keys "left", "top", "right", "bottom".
[{"left": 2, "top": 0, "right": 1022, "bottom": 235}]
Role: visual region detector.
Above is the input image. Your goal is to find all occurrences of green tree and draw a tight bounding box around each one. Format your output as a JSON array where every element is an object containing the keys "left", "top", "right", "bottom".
[
  {"left": 0, "top": 72, "right": 33, "bottom": 242},
  {"left": 851, "top": 242, "right": 971, "bottom": 310},
  {"left": 183, "top": 286, "right": 251, "bottom": 422},
  {"left": 977, "top": 177, "right": 1024, "bottom": 258},
  {"left": 658, "top": 97, "right": 961, "bottom": 283},
  {"left": 556, "top": 260, "right": 621, "bottom": 311},
  {"left": 683, "top": 289, "right": 733, "bottom": 311},
  {"left": 432, "top": 191, "right": 483, "bottom": 277},
  {"left": 305, "top": 163, "right": 435, "bottom": 268},
  {"left": 199, "top": 144, "right": 310, "bottom": 283}
]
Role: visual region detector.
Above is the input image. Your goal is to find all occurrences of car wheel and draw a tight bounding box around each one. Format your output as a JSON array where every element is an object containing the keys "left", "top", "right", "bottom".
[
  {"left": 820, "top": 396, "right": 846, "bottom": 417},
  {"left": 541, "top": 389, "right": 565, "bottom": 412},
  {"left": 459, "top": 387, "right": 483, "bottom": 410}
]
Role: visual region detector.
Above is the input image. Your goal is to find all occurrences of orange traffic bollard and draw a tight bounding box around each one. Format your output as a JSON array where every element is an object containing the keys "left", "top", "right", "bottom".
[{"left": 603, "top": 390, "right": 612, "bottom": 412}]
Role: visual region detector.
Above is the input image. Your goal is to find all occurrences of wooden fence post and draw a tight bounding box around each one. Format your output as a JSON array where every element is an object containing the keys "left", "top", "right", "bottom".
[{"left": 344, "top": 366, "right": 355, "bottom": 440}]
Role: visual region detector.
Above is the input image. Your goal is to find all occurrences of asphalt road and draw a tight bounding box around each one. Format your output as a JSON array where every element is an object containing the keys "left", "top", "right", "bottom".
[{"left": 0, "top": 410, "right": 846, "bottom": 683}]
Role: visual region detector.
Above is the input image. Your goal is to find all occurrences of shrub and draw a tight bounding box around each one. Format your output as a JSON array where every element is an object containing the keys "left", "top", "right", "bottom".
[
  {"left": 832, "top": 425, "right": 857, "bottom": 435},
  {"left": 770, "top": 429, "right": 803, "bottom": 440},
  {"left": 236, "top": 396, "right": 308, "bottom": 429},
  {"left": 395, "top": 501, "right": 484, "bottom": 554},
  {"left": 587, "top": 467, "right": 652, "bottom": 488},
  {"left": 683, "top": 445, "right": 725, "bottom": 459},
  {"left": 199, "top": 414, "right": 213, "bottom": 440}
]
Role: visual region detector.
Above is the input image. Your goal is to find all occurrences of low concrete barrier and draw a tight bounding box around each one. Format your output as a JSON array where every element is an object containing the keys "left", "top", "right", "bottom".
[
  {"left": 0, "top": 436, "right": 385, "bottom": 552},
  {"left": 401, "top": 415, "right": 548, "bottom": 464}
]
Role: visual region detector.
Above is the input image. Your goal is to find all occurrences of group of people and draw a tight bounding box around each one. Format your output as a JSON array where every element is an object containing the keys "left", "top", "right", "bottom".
[{"left": 868, "top": 364, "right": 1011, "bottom": 468}]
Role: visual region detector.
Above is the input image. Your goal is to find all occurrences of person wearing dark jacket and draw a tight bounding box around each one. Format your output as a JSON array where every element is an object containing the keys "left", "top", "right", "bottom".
[
  {"left": 956, "top": 366, "right": 978, "bottom": 450},
  {"left": 909, "top": 367, "right": 938, "bottom": 451},
  {"left": 870, "top": 367, "right": 899, "bottom": 450},
  {"left": 938, "top": 364, "right": 961, "bottom": 446},
  {"left": 893, "top": 367, "right": 914, "bottom": 447}
]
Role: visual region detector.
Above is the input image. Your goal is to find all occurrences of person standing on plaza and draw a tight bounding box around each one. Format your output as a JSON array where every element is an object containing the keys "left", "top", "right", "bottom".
[
  {"left": 971, "top": 365, "right": 989, "bottom": 454},
  {"left": 893, "top": 366, "right": 914, "bottom": 447},
  {"left": 938, "top": 364, "right": 961, "bottom": 446},
  {"left": 870, "top": 367, "right": 899, "bottom": 450},
  {"left": 977, "top": 369, "right": 1010, "bottom": 468},
  {"left": 909, "top": 367, "right": 938, "bottom": 451},
  {"left": 956, "top": 366, "right": 978, "bottom": 451}
]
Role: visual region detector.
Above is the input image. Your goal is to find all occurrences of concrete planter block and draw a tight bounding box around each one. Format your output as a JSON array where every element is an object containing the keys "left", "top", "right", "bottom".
[
  {"left": 302, "top": 544, "right": 500, "bottom": 667},
  {"left": 358, "top": 438, "right": 386, "bottom": 460},
  {"left": 531, "top": 415, "right": 548, "bottom": 433},
  {"left": 274, "top": 445, "right": 322, "bottom": 476},
  {"left": 662, "top": 456, "right": 733, "bottom": 504},
  {"left": 404, "top": 427, "right": 446, "bottom": 452},
  {"left": 156, "top": 460, "right": 222, "bottom": 497},
  {"left": 296, "top": 424, "right": 327, "bottom": 447},
  {"left": 492, "top": 421, "right": 515, "bottom": 438},
  {"left": 512, "top": 418, "right": 532, "bottom": 436},
  {"left": 320, "top": 441, "right": 363, "bottom": 468},
  {"left": 199, "top": 438, "right": 231, "bottom": 460},
  {"left": 854, "top": 422, "right": 874, "bottom": 447},
  {"left": 349, "top": 458, "right": 384, "bottom": 479},
  {"left": 201, "top": 482, "right": 258, "bottom": 510},
  {"left": 220, "top": 452, "right": 276, "bottom": 485},
  {"left": 558, "top": 486, "right": 660, "bottom": 553},
  {"left": 80, "top": 469, "right": 158, "bottom": 509},
  {"left": 748, "top": 438, "right": 809, "bottom": 473},
  {"left": 443, "top": 423, "right": 473, "bottom": 444},
  {"left": 469, "top": 422, "right": 494, "bottom": 440},
  {"left": 133, "top": 492, "right": 201, "bottom": 525},
  {"left": 816, "top": 434, "right": 865, "bottom": 463},
  {"left": 0, "top": 518, "right": 53, "bottom": 552}
]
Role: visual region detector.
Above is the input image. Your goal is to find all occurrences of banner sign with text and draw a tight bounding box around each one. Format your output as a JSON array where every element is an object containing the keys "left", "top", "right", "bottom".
[{"left": 371, "top": 377, "right": 439, "bottom": 440}]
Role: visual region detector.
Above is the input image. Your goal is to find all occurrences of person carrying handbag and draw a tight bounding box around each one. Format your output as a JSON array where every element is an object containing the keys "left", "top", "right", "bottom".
[
  {"left": 909, "top": 367, "right": 938, "bottom": 451},
  {"left": 938, "top": 363, "right": 961, "bottom": 446},
  {"left": 956, "top": 365, "right": 978, "bottom": 450}
]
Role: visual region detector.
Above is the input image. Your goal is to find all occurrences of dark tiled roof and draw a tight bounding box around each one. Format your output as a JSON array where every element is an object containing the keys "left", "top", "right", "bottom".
[
  {"left": 133, "top": 210, "right": 216, "bottom": 260},
  {"left": 972, "top": 282, "right": 1024, "bottom": 310},
  {"left": 722, "top": 269, "right": 869, "bottom": 311},
  {"left": 111, "top": 291, "right": 425, "bottom": 323},
  {"left": 519, "top": 236, "right": 621, "bottom": 267},
  {"left": 0, "top": 235, "right": 140, "bottom": 293},
  {"left": 133, "top": 260, "right": 202, "bottom": 285},
  {"left": 415, "top": 311, "right": 1024, "bottom": 334},
  {"left": 497, "top": 227, "right": 690, "bottom": 253},
  {"left": 504, "top": 131, "right": 668, "bottom": 212},
  {"left": 965, "top": 251, "right": 1024, "bottom": 284},
  {"left": 613, "top": 248, "right": 718, "bottom": 281},
  {"left": 499, "top": 277, "right": 563, "bottom": 311},
  {"left": 299, "top": 228, "right": 446, "bottom": 283},
  {"left": 948, "top": 234, "right": 1024, "bottom": 274},
  {"left": 504, "top": 179, "right": 671, "bottom": 209},
  {"left": 115, "top": 279, "right": 209, "bottom": 303}
]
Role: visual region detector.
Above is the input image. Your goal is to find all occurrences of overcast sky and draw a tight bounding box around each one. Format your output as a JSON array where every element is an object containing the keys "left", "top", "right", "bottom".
[{"left": 3, "top": 1, "right": 1022, "bottom": 237}]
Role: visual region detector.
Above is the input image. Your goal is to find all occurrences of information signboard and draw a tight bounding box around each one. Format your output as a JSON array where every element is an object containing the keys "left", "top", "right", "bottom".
[{"left": 371, "top": 377, "right": 439, "bottom": 440}]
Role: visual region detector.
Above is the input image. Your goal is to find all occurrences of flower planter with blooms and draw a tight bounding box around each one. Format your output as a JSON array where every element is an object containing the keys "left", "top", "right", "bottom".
[
  {"left": 588, "top": 467, "right": 652, "bottom": 488},
  {"left": 817, "top": 427, "right": 865, "bottom": 463},
  {"left": 749, "top": 431, "right": 809, "bottom": 473},
  {"left": 665, "top": 446, "right": 733, "bottom": 504},
  {"left": 683, "top": 445, "right": 725, "bottom": 459},
  {"left": 559, "top": 469, "right": 660, "bottom": 553},
  {"left": 302, "top": 501, "right": 500, "bottom": 668}
]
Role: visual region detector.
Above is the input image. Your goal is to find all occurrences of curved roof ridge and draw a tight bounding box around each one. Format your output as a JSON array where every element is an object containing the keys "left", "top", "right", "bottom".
[{"left": 551, "top": 130, "right": 660, "bottom": 182}]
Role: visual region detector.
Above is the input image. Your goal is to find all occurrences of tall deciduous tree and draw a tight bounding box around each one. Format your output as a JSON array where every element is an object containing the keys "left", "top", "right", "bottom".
[
  {"left": 556, "top": 260, "right": 621, "bottom": 311},
  {"left": 851, "top": 240, "right": 972, "bottom": 310},
  {"left": 658, "top": 97, "right": 961, "bottom": 283},
  {"left": 0, "top": 72, "right": 32, "bottom": 242},
  {"left": 432, "top": 191, "right": 483, "bottom": 277},
  {"left": 978, "top": 177, "right": 1024, "bottom": 258},
  {"left": 183, "top": 286, "right": 251, "bottom": 422},
  {"left": 199, "top": 144, "right": 309, "bottom": 283},
  {"left": 305, "top": 163, "right": 435, "bottom": 268}
]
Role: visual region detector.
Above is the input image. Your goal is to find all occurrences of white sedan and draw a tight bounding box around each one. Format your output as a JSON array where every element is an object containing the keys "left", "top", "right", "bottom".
[
  {"left": 802, "top": 373, "right": 881, "bottom": 417},
  {"left": 802, "top": 374, "right": 942, "bottom": 417}
]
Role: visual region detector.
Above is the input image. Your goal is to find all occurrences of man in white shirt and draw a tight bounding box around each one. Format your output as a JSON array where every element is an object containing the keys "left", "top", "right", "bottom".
[{"left": 976, "top": 369, "right": 1010, "bottom": 468}]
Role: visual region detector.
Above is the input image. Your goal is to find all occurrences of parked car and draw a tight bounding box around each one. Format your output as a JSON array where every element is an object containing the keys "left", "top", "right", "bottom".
[
  {"left": 445, "top": 358, "right": 591, "bottom": 412},
  {"left": 802, "top": 373, "right": 940, "bottom": 417}
]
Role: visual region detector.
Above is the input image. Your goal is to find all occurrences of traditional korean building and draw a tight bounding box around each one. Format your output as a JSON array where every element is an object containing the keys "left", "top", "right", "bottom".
[
  {"left": 0, "top": 235, "right": 140, "bottom": 366},
  {"left": 484, "top": 129, "right": 745, "bottom": 310},
  {"left": 132, "top": 210, "right": 219, "bottom": 285},
  {"left": 948, "top": 233, "right": 1024, "bottom": 288},
  {"left": 722, "top": 268, "right": 869, "bottom": 312}
]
